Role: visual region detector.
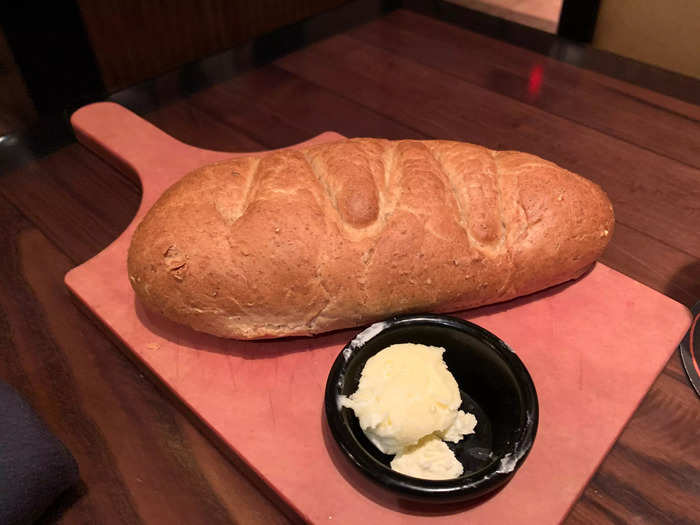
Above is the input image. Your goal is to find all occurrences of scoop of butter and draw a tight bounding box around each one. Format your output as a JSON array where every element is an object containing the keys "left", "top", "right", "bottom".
[
  {"left": 340, "top": 343, "right": 477, "bottom": 480},
  {"left": 391, "top": 435, "right": 464, "bottom": 480}
]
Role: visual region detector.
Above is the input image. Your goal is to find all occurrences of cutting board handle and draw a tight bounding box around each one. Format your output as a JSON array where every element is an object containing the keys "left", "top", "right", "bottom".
[{"left": 71, "top": 102, "right": 204, "bottom": 179}]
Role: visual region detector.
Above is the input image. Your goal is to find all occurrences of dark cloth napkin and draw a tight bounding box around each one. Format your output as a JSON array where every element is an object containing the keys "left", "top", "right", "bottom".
[{"left": 0, "top": 380, "right": 79, "bottom": 525}]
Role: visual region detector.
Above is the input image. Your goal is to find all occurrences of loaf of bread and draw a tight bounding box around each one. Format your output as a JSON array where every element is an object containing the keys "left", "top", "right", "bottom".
[{"left": 127, "top": 139, "right": 614, "bottom": 339}]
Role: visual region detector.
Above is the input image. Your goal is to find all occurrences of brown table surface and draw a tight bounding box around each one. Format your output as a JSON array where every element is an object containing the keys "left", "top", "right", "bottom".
[{"left": 1, "top": 3, "right": 699, "bottom": 524}]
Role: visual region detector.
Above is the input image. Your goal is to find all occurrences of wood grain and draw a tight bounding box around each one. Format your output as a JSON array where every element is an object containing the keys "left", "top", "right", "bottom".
[
  {"left": 601, "top": 223, "right": 700, "bottom": 307},
  {"left": 144, "top": 100, "right": 267, "bottom": 154},
  {"left": 0, "top": 144, "right": 139, "bottom": 264},
  {"left": 570, "top": 361, "right": 700, "bottom": 525},
  {"left": 192, "top": 69, "right": 427, "bottom": 143},
  {"left": 0, "top": 6, "right": 698, "bottom": 524},
  {"left": 348, "top": 10, "right": 700, "bottom": 169},
  {"left": 0, "top": 196, "right": 291, "bottom": 524},
  {"left": 77, "top": 0, "right": 347, "bottom": 92}
]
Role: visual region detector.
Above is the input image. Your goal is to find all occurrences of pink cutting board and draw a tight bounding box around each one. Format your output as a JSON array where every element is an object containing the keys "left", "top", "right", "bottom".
[{"left": 65, "top": 102, "right": 691, "bottom": 524}]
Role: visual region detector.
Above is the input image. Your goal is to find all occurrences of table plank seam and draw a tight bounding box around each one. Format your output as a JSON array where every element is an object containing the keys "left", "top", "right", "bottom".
[
  {"left": 342, "top": 32, "right": 700, "bottom": 171},
  {"left": 219, "top": 65, "right": 433, "bottom": 143}
]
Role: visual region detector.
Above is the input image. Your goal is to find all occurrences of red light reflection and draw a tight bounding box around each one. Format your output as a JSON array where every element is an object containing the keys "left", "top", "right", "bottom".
[{"left": 528, "top": 64, "right": 544, "bottom": 100}]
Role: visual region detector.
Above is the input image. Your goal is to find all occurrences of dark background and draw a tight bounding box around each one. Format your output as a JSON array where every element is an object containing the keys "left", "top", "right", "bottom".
[{"left": 0, "top": 0, "right": 607, "bottom": 137}]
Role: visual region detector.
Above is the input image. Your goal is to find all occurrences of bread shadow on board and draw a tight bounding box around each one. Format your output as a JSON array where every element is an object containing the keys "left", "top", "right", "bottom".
[
  {"left": 320, "top": 411, "right": 507, "bottom": 515},
  {"left": 133, "top": 265, "right": 591, "bottom": 359},
  {"left": 133, "top": 296, "right": 353, "bottom": 359}
]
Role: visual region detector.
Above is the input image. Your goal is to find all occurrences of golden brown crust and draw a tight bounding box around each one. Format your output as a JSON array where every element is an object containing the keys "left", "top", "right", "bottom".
[{"left": 127, "top": 139, "right": 614, "bottom": 339}]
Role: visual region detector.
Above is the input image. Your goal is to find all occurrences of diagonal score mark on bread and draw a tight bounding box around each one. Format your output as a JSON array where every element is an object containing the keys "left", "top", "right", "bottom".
[{"left": 127, "top": 138, "right": 614, "bottom": 339}]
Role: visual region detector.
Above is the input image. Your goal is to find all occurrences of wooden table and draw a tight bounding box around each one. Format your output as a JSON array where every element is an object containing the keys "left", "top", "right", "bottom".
[{"left": 1, "top": 2, "right": 698, "bottom": 523}]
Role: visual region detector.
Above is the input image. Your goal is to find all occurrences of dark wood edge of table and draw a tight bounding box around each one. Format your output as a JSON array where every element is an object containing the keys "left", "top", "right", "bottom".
[{"left": 2, "top": 0, "right": 699, "bottom": 177}]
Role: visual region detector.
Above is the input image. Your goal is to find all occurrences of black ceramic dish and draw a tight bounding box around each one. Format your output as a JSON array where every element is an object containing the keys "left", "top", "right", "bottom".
[{"left": 324, "top": 314, "right": 538, "bottom": 503}]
